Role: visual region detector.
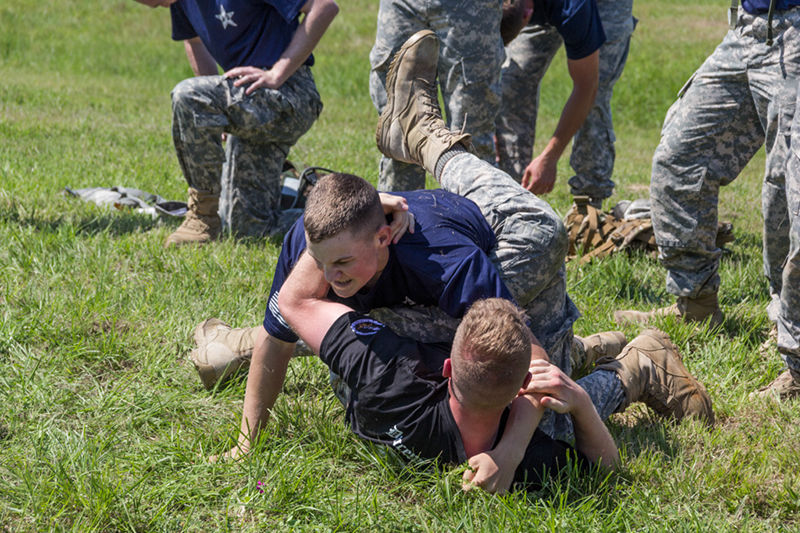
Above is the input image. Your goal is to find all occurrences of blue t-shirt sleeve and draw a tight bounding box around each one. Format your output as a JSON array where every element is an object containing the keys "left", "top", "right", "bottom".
[
  {"left": 262, "top": 220, "right": 307, "bottom": 343},
  {"left": 264, "top": 0, "right": 306, "bottom": 23},
  {"left": 438, "top": 249, "right": 515, "bottom": 318},
  {"left": 170, "top": 3, "right": 197, "bottom": 41},
  {"left": 555, "top": 0, "right": 606, "bottom": 60}
]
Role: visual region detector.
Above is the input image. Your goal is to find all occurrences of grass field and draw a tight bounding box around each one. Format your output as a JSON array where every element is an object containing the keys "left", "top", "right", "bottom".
[{"left": 2, "top": 0, "right": 799, "bottom": 531}]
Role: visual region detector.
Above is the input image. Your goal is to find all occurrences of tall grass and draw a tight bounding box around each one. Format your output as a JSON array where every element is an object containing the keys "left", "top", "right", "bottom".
[{"left": 1, "top": 0, "right": 798, "bottom": 530}]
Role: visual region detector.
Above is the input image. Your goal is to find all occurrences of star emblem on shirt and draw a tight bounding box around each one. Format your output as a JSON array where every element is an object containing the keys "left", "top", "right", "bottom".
[{"left": 215, "top": 5, "right": 237, "bottom": 29}]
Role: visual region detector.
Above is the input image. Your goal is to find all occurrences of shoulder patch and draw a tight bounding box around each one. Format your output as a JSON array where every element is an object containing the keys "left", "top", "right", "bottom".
[{"left": 350, "top": 318, "right": 385, "bottom": 336}]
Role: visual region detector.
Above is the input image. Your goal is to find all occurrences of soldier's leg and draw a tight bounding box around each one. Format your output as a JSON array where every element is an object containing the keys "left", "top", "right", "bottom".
[
  {"left": 651, "top": 31, "right": 764, "bottom": 302},
  {"left": 219, "top": 67, "right": 322, "bottom": 236},
  {"left": 495, "top": 24, "right": 562, "bottom": 181},
  {"left": 171, "top": 76, "right": 229, "bottom": 195},
  {"left": 438, "top": 153, "right": 579, "bottom": 374},
  {"left": 370, "top": 0, "right": 428, "bottom": 191},
  {"left": 778, "top": 147, "right": 800, "bottom": 374},
  {"left": 750, "top": 10, "right": 800, "bottom": 328},
  {"left": 568, "top": 0, "right": 635, "bottom": 203},
  {"left": 434, "top": 0, "right": 504, "bottom": 167}
]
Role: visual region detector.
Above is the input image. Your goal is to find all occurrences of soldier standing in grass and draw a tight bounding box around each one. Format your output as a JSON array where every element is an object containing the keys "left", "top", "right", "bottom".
[
  {"left": 614, "top": 0, "right": 800, "bottom": 400},
  {"left": 497, "top": 0, "right": 626, "bottom": 207},
  {"left": 368, "top": 0, "right": 505, "bottom": 191},
  {"left": 135, "top": 0, "right": 339, "bottom": 246}
]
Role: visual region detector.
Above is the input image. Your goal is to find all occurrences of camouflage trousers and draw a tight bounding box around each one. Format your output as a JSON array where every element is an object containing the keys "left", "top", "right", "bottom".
[
  {"left": 650, "top": 8, "right": 800, "bottom": 372},
  {"left": 369, "top": 153, "right": 625, "bottom": 439},
  {"left": 369, "top": 0, "right": 504, "bottom": 191},
  {"left": 170, "top": 66, "right": 322, "bottom": 237},
  {"left": 781, "top": 83, "right": 800, "bottom": 370},
  {"left": 495, "top": 0, "right": 635, "bottom": 201}
]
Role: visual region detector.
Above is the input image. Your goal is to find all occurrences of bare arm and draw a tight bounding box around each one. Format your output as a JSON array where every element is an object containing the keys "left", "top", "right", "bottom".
[
  {"left": 462, "top": 341, "right": 548, "bottom": 493},
  {"left": 278, "top": 251, "right": 352, "bottom": 354},
  {"left": 184, "top": 37, "right": 219, "bottom": 76},
  {"left": 526, "top": 360, "right": 619, "bottom": 467},
  {"left": 462, "top": 394, "right": 544, "bottom": 494},
  {"left": 225, "top": 0, "right": 339, "bottom": 93},
  {"left": 212, "top": 327, "right": 295, "bottom": 461},
  {"left": 522, "top": 51, "right": 600, "bottom": 194}
]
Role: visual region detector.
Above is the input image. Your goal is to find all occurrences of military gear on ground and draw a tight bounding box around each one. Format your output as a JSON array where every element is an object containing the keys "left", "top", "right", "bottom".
[{"left": 564, "top": 196, "right": 734, "bottom": 264}]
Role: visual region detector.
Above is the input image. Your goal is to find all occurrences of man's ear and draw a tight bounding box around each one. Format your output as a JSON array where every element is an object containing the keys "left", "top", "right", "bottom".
[
  {"left": 375, "top": 224, "right": 393, "bottom": 248},
  {"left": 442, "top": 358, "right": 452, "bottom": 378},
  {"left": 521, "top": 371, "right": 532, "bottom": 390}
]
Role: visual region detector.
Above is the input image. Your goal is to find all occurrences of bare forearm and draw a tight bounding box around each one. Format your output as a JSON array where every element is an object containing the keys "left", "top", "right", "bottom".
[
  {"left": 571, "top": 395, "right": 619, "bottom": 468},
  {"left": 236, "top": 328, "right": 295, "bottom": 453},
  {"left": 492, "top": 395, "right": 544, "bottom": 464},
  {"left": 540, "top": 54, "right": 599, "bottom": 163},
  {"left": 269, "top": 0, "right": 338, "bottom": 86},
  {"left": 184, "top": 37, "right": 218, "bottom": 76}
]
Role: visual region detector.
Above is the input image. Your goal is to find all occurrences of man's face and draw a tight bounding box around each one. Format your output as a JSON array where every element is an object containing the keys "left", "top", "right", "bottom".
[
  {"left": 135, "top": 0, "right": 178, "bottom": 8},
  {"left": 305, "top": 228, "right": 390, "bottom": 298}
]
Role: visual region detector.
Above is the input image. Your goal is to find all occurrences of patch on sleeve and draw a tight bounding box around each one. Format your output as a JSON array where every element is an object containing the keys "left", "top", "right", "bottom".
[{"left": 350, "top": 318, "right": 385, "bottom": 336}]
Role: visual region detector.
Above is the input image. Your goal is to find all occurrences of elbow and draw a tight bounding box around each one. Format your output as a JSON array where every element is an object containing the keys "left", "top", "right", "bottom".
[
  {"left": 277, "top": 289, "right": 299, "bottom": 328},
  {"left": 319, "top": 0, "right": 339, "bottom": 20}
]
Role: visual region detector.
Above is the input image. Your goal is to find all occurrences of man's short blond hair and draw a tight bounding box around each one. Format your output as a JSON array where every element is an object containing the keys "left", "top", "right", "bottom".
[
  {"left": 304, "top": 173, "right": 386, "bottom": 243},
  {"left": 450, "top": 299, "right": 532, "bottom": 410}
]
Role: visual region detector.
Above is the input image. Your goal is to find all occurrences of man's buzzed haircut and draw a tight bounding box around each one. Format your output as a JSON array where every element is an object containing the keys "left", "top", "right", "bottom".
[
  {"left": 451, "top": 298, "right": 533, "bottom": 410},
  {"left": 304, "top": 173, "right": 386, "bottom": 243}
]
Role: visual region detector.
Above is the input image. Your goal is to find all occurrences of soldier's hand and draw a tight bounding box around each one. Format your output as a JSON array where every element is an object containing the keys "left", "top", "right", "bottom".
[
  {"left": 225, "top": 66, "right": 284, "bottom": 94},
  {"left": 522, "top": 154, "right": 557, "bottom": 195}
]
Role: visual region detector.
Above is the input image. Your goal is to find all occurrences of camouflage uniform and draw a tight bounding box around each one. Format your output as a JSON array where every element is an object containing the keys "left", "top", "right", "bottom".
[
  {"left": 370, "top": 153, "right": 624, "bottom": 439},
  {"left": 650, "top": 7, "right": 800, "bottom": 365},
  {"left": 781, "top": 79, "right": 800, "bottom": 371},
  {"left": 496, "top": 0, "right": 635, "bottom": 201},
  {"left": 369, "top": 0, "right": 504, "bottom": 191},
  {"left": 171, "top": 66, "right": 322, "bottom": 237}
]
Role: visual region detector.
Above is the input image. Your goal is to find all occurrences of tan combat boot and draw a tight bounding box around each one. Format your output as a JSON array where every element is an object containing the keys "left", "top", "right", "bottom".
[
  {"left": 594, "top": 328, "right": 715, "bottom": 425},
  {"left": 376, "top": 30, "right": 473, "bottom": 174},
  {"left": 572, "top": 331, "right": 628, "bottom": 376},
  {"left": 191, "top": 319, "right": 258, "bottom": 390},
  {"left": 751, "top": 369, "right": 800, "bottom": 402},
  {"left": 164, "top": 187, "right": 221, "bottom": 247},
  {"left": 191, "top": 319, "right": 316, "bottom": 389},
  {"left": 613, "top": 293, "right": 723, "bottom": 328}
]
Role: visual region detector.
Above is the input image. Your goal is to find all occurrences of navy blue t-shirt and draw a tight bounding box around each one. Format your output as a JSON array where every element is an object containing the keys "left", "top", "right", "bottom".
[
  {"left": 320, "top": 312, "right": 584, "bottom": 490},
  {"left": 263, "top": 189, "right": 514, "bottom": 343},
  {"left": 170, "top": 0, "right": 313, "bottom": 71},
  {"left": 532, "top": 0, "right": 606, "bottom": 60},
  {"left": 742, "top": 0, "right": 800, "bottom": 13}
]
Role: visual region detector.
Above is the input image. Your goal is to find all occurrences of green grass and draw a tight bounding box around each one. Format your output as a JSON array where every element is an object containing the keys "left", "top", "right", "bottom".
[{"left": 2, "top": 0, "right": 798, "bottom": 530}]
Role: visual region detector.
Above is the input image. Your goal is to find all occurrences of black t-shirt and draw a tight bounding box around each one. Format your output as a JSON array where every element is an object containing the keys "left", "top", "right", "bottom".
[{"left": 319, "top": 312, "right": 586, "bottom": 489}]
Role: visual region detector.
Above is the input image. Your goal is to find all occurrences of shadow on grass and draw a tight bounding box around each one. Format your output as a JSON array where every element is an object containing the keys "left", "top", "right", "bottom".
[{"left": 0, "top": 199, "right": 162, "bottom": 237}]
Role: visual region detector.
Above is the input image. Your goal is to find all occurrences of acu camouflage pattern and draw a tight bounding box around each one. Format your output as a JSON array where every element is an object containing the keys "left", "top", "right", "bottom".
[
  {"left": 650, "top": 8, "right": 800, "bottom": 372},
  {"left": 781, "top": 78, "right": 800, "bottom": 371},
  {"left": 171, "top": 66, "right": 322, "bottom": 237},
  {"left": 369, "top": 0, "right": 505, "bottom": 191},
  {"left": 496, "top": 0, "right": 636, "bottom": 201}
]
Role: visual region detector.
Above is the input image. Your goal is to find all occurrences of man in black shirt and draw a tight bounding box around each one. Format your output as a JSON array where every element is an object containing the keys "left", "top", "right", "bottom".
[{"left": 279, "top": 251, "right": 620, "bottom": 490}]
